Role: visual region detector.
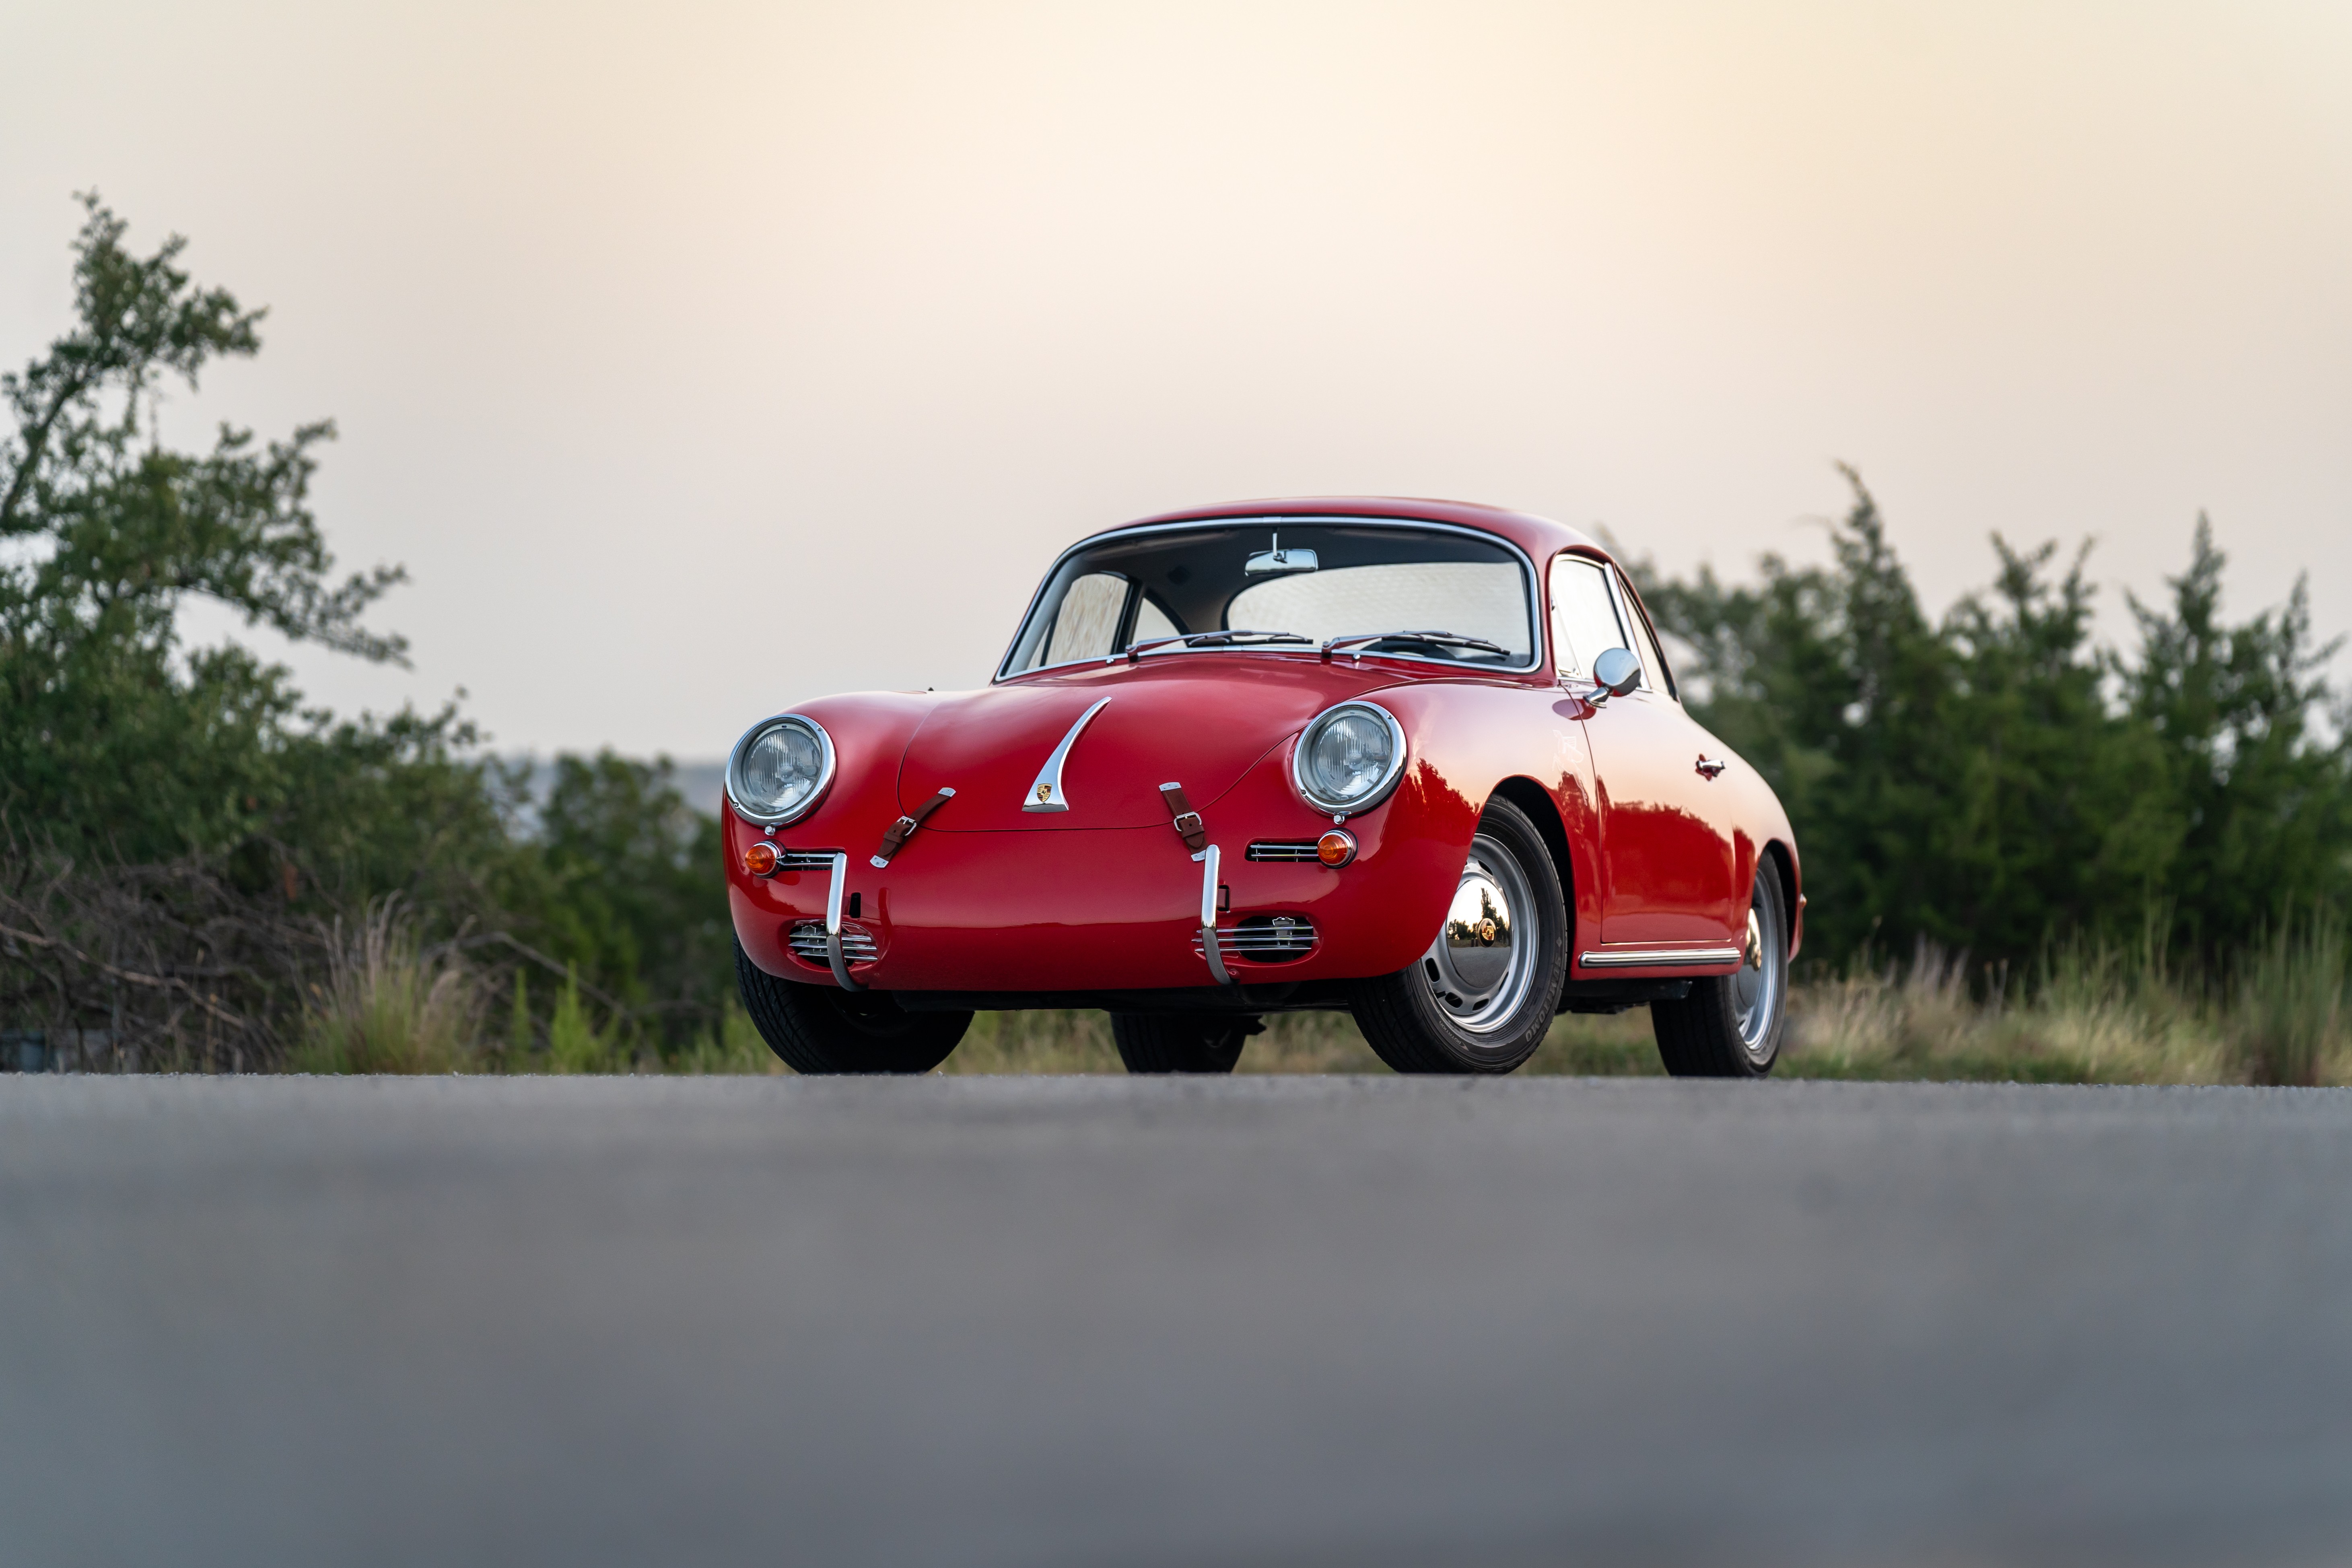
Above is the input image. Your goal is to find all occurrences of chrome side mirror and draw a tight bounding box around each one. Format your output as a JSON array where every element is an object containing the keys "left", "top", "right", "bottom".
[{"left": 1589, "top": 647, "right": 1643, "bottom": 703}]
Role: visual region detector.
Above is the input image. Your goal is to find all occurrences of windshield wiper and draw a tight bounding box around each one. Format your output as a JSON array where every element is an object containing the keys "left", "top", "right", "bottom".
[
  {"left": 1320, "top": 630, "right": 1510, "bottom": 663},
  {"left": 1122, "top": 630, "right": 1313, "bottom": 664}
]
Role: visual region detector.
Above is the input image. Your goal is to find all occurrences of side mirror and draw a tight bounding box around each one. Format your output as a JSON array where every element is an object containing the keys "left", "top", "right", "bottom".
[{"left": 1590, "top": 647, "right": 1643, "bottom": 703}]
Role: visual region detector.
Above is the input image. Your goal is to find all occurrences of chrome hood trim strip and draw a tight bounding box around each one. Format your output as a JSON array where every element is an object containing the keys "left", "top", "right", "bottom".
[{"left": 1021, "top": 696, "right": 1113, "bottom": 813}]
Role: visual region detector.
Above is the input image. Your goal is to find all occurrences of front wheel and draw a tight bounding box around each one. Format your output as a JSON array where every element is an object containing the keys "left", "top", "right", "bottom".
[
  {"left": 734, "top": 938, "right": 969, "bottom": 1074},
  {"left": 1349, "top": 797, "right": 1568, "bottom": 1075},
  {"left": 1650, "top": 866, "right": 1789, "bottom": 1077},
  {"left": 1110, "top": 1012, "right": 1260, "bottom": 1074}
]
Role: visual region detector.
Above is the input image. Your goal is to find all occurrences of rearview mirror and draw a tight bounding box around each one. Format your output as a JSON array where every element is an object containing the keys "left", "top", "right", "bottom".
[
  {"left": 1244, "top": 534, "right": 1318, "bottom": 576},
  {"left": 1591, "top": 647, "right": 1643, "bottom": 701}
]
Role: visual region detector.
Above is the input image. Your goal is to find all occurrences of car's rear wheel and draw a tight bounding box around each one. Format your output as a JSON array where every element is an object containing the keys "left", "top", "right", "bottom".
[
  {"left": 1110, "top": 1012, "right": 1258, "bottom": 1073},
  {"left": 734, "top": 938, "right": 968, "bottom": 1074},
  {"left": 1650, "top": 865, "right": 1789, "bottom": 1077},
  {"left": 1350, "top": 797, "right": 1568, "bottom": 1074}
]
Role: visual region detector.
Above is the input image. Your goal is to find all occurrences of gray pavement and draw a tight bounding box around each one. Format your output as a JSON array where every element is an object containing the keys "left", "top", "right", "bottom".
[{"left": 3, "top": 1074, "right": 2351, "bottom": 1567}]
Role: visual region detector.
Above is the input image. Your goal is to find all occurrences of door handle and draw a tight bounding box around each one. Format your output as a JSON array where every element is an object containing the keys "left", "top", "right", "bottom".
[{"left": 1695, "top": 755, "right": 1728, "bottom": 780}]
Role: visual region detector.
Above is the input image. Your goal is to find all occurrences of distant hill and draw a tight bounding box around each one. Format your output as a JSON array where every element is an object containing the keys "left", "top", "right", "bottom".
[
  {"left": 505, "top": 758, "right": 729, "bottom": 824},
  {"left": 674, "top": 761, "right": 727, "bottom": 817}
]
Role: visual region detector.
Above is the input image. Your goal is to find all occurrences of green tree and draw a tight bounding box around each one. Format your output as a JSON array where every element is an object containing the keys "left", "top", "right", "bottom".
[
  {"left": 495, "top": 752, "right": 731, "bottom": 1051},
  {"left": 0, "top": 195, "right": 421, "bottom": 861},
  {"left": 1636, "top": 470, "right": 2350, "bottom": 972},
  {"left": 2125, "top": 518, "right": 2352, "bottom": 958}
]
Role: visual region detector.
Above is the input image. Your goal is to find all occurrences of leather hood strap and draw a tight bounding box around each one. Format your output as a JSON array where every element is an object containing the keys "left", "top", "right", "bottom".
[
  {"left": 870, "top": 787, "right": 956, "bottom": 868},
  {"left": 1158, "top": 782, "right": 1207, "bottom": 854}
]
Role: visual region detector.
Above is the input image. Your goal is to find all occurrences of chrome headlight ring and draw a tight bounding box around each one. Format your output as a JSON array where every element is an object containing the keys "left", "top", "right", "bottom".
[
  {"left": 1291, "top": 701, "right": 1408, "bottom": 818},
  {"left": 725, "top": 714, "right": 837, "bottom": 827}
]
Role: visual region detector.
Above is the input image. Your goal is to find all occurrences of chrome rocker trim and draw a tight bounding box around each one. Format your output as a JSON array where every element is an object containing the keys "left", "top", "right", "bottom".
[
  {"left": 1578, "top": 946, "right": 1744, "bottom": 969},
  {"left": 1023, "top": 697, "right": 1113, "bottom": 813}
]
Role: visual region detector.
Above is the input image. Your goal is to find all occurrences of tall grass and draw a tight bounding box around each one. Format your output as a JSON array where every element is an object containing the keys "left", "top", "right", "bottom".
[
  {"left": 2226, "top": 911, "right": 2349, "bottom": 1086},
  {"left": 292, "top": 900, "right": 484, "bottom": 1074},
  {"left": 1781, "top": 936, "right": 2231, "bottom": 1084},
  {"left": 285, "top": 914, "right": 2347, "bottom": 1082},
  {"left": 919, "top": 920, "right": 2350, "bottom": 1083},
  {"left": 935, "top": 1004, "right": 1659, "bottom": 1076}
]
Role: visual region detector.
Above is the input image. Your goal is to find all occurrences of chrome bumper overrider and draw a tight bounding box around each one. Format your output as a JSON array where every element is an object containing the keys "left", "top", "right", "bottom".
[
  {"left": 1195, "top": 843, "right": 1232, "bottom": 985},
  {"left": 823, "top": 851, "right": 863, "bottom": 991}
]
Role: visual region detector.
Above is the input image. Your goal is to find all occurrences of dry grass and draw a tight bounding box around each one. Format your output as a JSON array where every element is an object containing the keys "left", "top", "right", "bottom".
[
  {"left": 937, "top": 1004, "right": 1658, "bottom": 1076},
  {"left": 291, "top": 900, "right": 484, "bottom": 1074},
  {"left": 921, "top": 922, "right": 2350, "bottom": 1084},
  {"left": 285, "top": 913, "right": 2346, "bottom": 1083}
]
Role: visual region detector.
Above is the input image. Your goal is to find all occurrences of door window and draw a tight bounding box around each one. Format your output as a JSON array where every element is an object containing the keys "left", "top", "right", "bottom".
[{"left": 1549, "top": 556, "right": 1630, "bottom": 679}]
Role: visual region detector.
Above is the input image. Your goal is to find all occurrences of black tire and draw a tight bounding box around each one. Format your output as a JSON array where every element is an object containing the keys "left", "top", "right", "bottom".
[
  {"left": 1350, "top": 797, "right": 1569, "bottom": 1075},
  {"left": 1651, "top": 865, "right": 1789, "bottom": 1078},
  {"left": 1111, "top": 1012, "right": 1261, "bottom": 1074},
  {"left": 734, "top": 938, "right": 969, "bottom": 1074}
]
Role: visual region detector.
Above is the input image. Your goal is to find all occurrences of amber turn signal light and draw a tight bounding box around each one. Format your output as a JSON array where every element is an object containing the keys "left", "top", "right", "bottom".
[
  {"left": 742, "top": 842, "right": 781, "bottom": 878},
  {"left": 1316, "top": 829, "right": 1357, "bottom": 867}
]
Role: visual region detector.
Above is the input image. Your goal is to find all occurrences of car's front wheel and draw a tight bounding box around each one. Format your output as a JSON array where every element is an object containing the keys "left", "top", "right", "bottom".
[
  {"left": 1350, "top": 797, "right": 1568, "bottom": 1074},
  {"left": 1650, "top": 865, "right": 1789, "bottom": 1077},
  {"left": 734, "top": 938, "right": 969, "bottom": 1073},
  {"left": 1110, "top": 1012, "right": 1259, "bottom": 1074}
]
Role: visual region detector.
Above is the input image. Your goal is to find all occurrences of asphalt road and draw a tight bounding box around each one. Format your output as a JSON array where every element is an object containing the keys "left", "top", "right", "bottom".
[{"left": 3, "top": 1075, "right": 2350, "bottom": 1568}]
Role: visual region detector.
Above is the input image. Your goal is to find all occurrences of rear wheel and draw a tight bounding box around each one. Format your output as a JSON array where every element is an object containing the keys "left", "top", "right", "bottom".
[
  {"left": 1650, "top": 866, "right": 1788, "bottom": 1077},
  {"left": 734, "top": 938, "right": 968, "bottom": 1074},
  {"left": 1350, "top": 797, "right": 1568, "bottom": 1075},
  {"left": 1110, "top": 1012, "right": 1259, "bottom": 1074}
]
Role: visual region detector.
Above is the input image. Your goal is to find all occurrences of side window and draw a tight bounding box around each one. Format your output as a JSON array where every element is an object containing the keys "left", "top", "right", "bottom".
[
  {"left": 1609, "top": 569, "right": 1675, "bottom": 700},
  {"left": 1549, "top": 555, "right": 1629, "bottom": 679},
  {"left": 1031, "top": 572, "right": 1130, "bottom": 668}
]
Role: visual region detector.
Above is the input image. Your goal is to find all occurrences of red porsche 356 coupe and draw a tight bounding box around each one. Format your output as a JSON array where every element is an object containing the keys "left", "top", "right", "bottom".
[{"left": 725, "top": 497, "right": 1802, "bottom": 1077}]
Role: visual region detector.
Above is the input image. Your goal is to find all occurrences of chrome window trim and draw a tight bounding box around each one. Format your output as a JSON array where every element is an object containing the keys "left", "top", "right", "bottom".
[
  {"left": 995, "top": 515, "right": 1546, "bottom": 682},
  {"left": 1600, "top": 563, "right": 1678, "bottom": 702},
  {"left": 1548, "top": 550, "right": 1628, "bottom": 680},
  {"left": 725, "top": 714, "right": 836, "bottom": 827},
  {"left": 1290, "top": 700, "right": 1410, "bottom": 817}
]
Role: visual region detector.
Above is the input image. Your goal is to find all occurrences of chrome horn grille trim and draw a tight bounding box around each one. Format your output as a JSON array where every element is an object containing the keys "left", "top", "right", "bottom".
[
  {"left": 788, "top": 922, "right": 879, "bottom": 964},
  {"left": 1192, "top": 915, "right": 1317, "bottom": 964},
  {"left": 1245, "top": 841, "right": 1323, "bottom": 862}
]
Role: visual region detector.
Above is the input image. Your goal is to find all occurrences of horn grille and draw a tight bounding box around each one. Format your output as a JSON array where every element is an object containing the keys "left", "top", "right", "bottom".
[
  {"left": 787, "top": 922, "right": 878, "bottom": 964},
  {"left": 1192, "top": 914, "right": 1317, "bottom": 964}
]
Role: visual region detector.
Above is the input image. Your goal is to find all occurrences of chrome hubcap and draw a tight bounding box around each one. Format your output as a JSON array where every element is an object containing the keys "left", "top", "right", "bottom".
[
  {"left": 1729, "top": 884, "right": 1785, "bottom": 1062},
  {"left": 1419, "top": 834, "right": 1539, "bottom": 1034}
]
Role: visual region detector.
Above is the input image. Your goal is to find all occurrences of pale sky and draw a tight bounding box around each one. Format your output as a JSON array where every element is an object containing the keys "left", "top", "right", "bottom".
[{"left": 4, "top": 0, "right": 2347, "bottom": 758}]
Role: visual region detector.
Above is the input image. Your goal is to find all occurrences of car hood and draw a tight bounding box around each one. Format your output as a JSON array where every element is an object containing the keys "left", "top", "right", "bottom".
[{"left": 900, "top": 658, "right": 1401, "bottom": 830}]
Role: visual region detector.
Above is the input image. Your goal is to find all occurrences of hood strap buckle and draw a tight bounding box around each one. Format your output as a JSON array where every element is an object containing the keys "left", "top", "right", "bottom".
[
  {"left": 870, "top": 787, "right": 956, "bottom": 868},
  {"left": 1158, "top": 783, "right": 1207, "bottom": 854}
]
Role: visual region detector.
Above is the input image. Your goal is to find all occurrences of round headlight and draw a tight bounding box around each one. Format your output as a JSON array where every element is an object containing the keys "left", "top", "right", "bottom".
[
  {"left": 726, "top": 715, "right": 835, "bottom": 826},
  {"left": 1292, "top": 702, "right": 1407, "bottom": 816}
]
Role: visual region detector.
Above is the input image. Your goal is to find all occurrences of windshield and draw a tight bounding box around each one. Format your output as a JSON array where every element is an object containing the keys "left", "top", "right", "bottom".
[{"left": 1000, "top": 521, "right": 1538, "bottom": 678}]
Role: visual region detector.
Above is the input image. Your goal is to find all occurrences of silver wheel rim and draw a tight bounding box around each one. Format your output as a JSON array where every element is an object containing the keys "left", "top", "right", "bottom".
[
  {"left": 1417, "top": 833, "right": 1540, "bottom": 1035},
  {"left": 1730, "top": 880, "right": 1785, "bottom": 1062}
]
